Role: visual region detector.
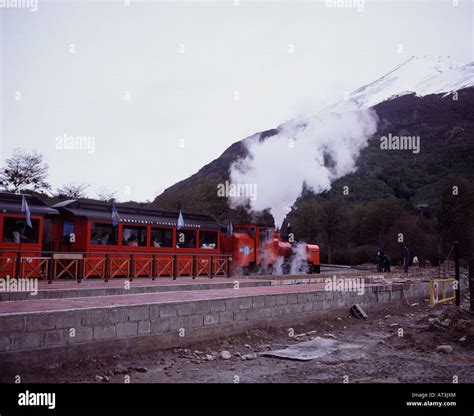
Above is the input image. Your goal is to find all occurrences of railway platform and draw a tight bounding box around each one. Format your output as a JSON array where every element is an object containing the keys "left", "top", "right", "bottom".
[{"left": 0, "top": 274, "right": 432, "bottom": 372}]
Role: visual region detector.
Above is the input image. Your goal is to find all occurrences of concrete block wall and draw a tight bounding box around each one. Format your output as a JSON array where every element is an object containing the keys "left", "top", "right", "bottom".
[{"left": 0, "top": 281, "right": 430, "bottom": 370}]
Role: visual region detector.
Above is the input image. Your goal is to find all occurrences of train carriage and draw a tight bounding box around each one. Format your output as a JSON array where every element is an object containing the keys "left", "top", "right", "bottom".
[
  {"left": 0, "top": 192, "right": 58, "bottom": 278},
  {"left": 0, "top": 192, "right": 320, "bottom": 280},
  {"left": 51, "top": 199, "right": 224, "bottom": 279}
]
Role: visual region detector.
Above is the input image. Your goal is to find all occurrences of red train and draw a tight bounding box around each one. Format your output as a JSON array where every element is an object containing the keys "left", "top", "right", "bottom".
[{"left": 0, "top": 192, "right": 320, "bottom": 280}]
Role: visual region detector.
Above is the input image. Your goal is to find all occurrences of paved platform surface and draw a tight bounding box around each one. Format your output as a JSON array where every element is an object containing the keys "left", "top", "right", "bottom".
[
  {"left": 34, "top": 277, "right": 240, "bottom": 290},
  {"left": 0, "top": 281, "right": 387, "bottom": 315},
  {"left": 0, "top": 277, "right": 271, "bottom": 301}
]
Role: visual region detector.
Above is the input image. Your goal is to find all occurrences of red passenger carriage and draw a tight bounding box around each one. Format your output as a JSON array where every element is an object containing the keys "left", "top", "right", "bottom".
[
  {"left": 0, "top": 192, "right": 57, "bottom": 278},
  {"left": 0, "top": 192, "right": 320, "bottom": 280},
  {"left": 50, "top": 199, "right": 226, "bottom": 279}
]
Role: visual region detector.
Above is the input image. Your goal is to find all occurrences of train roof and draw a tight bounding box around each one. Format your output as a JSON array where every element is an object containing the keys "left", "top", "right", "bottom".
[
  {"left": 0, "top": 192, "right": 58, "bottom": 216},
  {"left": 52, "top": 199, "right": 219, "bottom": 230}
]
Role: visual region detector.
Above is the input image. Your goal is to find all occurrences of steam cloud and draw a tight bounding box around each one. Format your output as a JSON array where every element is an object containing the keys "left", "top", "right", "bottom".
[
  {"left": 229, "top": 109, "right": 379, "bottom": 227},
  {"left": 289, "top": 243, "right": 309, "bottom": 275}
]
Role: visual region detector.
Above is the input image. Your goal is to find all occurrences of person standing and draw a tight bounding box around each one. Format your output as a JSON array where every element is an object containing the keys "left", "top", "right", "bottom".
[
  {"left": 383, "top": 255, "right": 391, "bottom": 273},
  {"left": 403, "top": 244, "right": 410, "bottom": 273},
  {"left": 376, "top": 246, "right": 385, "bottom": 272}
]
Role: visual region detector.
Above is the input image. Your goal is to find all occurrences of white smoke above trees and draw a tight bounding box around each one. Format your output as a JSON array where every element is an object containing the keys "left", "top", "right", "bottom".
[{"left": 229, "top": 109, "right": 379, "bottom": 227}]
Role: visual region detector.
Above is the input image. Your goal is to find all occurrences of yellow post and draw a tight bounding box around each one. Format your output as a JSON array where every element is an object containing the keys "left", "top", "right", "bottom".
[{"left": 429, "top": 278, "right": 456, "bottom": 307}]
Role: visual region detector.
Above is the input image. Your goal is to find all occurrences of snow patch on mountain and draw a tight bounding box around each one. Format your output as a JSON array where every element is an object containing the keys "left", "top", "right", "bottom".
[
  {"left": 416, "top": 61, "right": 474, "bottom": 97},
  {"left": 327, "top": 56, "right": 473, "bottom": 112}
]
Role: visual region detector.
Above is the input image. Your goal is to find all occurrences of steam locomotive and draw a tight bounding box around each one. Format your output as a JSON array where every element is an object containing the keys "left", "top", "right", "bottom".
[{"left": 0, "top": 192, "right": 320, "bottom": 280}]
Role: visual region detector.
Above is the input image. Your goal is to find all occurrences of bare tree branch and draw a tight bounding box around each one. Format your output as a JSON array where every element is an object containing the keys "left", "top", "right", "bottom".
[{"left": 0, "top": 149, "right": 50, "bottom": 193}]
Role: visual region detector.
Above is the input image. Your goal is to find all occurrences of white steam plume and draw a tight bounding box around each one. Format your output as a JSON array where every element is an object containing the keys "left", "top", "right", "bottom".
[
  {"left": 290, "top": 243, "right": 309, "bottom": 275},
  {"left": 229, "top": 109, "right": 378, "bottom": 227}
]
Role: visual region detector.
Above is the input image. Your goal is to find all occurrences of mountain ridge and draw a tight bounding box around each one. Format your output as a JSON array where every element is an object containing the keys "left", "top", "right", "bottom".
[
  {"left": 326, "top": 55, "right": 472, "bottom": 112},
  {"left": 153, "top": 57, "right": 474, "bottom": 220}
]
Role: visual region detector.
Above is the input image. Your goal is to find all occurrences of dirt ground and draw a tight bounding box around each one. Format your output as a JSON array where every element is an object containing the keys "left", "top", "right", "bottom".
[{"left": 8, "top": 296, "right": 474, "bottom": 384}]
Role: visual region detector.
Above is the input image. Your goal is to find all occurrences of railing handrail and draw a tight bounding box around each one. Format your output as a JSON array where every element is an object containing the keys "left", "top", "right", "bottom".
[
  {"left": 0, "top": 249, "right": 231, "bottom": 258},
  {"left": 0, "top": 250, "right": 232, "bottom": 282}
]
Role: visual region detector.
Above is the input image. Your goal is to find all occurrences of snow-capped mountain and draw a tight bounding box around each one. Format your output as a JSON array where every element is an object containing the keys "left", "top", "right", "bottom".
[
  {"left": 155, "top": 55, "right": 474, "bottom": 213},
  {"left": 327, "top": 56, "right": 474, "bottom": 113}
]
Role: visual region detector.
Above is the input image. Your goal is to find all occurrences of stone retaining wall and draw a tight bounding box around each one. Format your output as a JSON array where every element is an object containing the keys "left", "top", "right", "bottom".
[{"left": 0, "top": 281, "right": 430, "bottom": 371}]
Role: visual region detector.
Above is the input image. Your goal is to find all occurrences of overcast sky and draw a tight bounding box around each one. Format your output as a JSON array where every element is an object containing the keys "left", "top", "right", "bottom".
[{"left": 1, "top": 0, "right": 472, "bottom": 202}]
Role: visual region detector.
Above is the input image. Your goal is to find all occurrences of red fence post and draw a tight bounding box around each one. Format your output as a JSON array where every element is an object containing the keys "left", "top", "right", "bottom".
[
  {"left": 173, "top": 255, "right": 177, "bottom": 280},
  {"left": 105, "top": 254, "right": 110, "bottom": 282},
  {"left": 15, "top": 252, "right": 21, "bottom": 279},
  {"left": 210, "top": 256, "right": 214, "bottom": 279},
  {"left": 129, "top": 254, "right": 135, "bottom": 281},
  {"left": 48, "top": 254, "right": 54, "bottom": 284},
  {"left": 77, "top": 257, "right": 84, "bottom": 284},
  {"left": 152, "top": 254, "right": 157, "bottom": 281}
]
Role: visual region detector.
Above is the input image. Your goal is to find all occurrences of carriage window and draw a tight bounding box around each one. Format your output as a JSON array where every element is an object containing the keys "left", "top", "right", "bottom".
[
  {"left": 150, "top": 228, "right": 173, "bottom": 248},
  {"left": 259, "top": 228, "right": 273, "bottom": 243},
  {"left": 176, "top": 229, "right": 196, "bottom": 248},
  {"left": 122, "top": 226, "right": 147, "bottom": 247},
  {"left": 2, "top": 217, "right": 40, "bottom": 244},
  {"left": 90, "top": 223, "right": 117, "bottom": 245},
  {"left": 199, "top": 231, "right": 217, "bottom": 249},
  {"left": 62, "top": 220, "right": 75, "bottom": 244}
]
